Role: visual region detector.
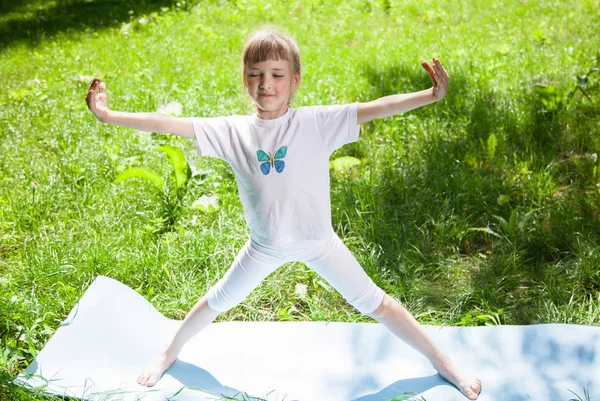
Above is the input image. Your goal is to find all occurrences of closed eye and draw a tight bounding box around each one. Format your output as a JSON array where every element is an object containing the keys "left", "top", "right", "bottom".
[{"left": 247, "top": 74, "right": 285, "bottom": 78}]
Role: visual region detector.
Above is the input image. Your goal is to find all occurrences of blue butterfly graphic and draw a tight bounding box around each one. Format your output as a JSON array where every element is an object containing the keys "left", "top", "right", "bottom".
[{"left": 256, "top": 146, "right": 287, "bottom": 175}]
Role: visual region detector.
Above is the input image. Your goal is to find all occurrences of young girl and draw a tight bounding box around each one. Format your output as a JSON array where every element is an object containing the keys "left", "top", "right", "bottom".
[{"left": 86, "top": 27, "right": 482, "bottom": 400}]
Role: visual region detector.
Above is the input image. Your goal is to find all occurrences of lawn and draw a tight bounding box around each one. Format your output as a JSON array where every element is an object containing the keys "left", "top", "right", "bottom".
[{"left": 1, "top": 0, "right": 599, "bottom": 399}]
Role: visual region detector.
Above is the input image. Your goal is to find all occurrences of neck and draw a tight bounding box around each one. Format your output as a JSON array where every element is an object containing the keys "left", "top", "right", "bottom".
[{"left": 256, "top": 105, "right": 289, "bottom": 120}]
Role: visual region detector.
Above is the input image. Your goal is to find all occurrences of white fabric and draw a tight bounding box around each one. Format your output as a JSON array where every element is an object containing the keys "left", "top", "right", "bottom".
[
  {"left": 192, "top": 103, "right": 360, "bottom": 247},
  {"left": 206, "top": 230, "right": 385, "bottom": 315},
  {"left": 15, "top": 276, "right": 600, "bottom": 401}
]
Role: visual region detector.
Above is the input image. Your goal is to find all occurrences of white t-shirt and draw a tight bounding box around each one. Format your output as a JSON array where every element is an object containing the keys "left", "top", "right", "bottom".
[{"left": 192, "top": 102, "right": 360, "bottom": 247}]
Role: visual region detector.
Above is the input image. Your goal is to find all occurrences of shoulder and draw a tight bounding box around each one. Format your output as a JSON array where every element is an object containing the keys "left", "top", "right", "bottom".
[
  {"left": 294, "top": 105, "right": 315, "bottom": 113},
  {"left": 192, "top": 114, "right": 253, "bottom": 138},
  {"left": 297, "top": 103, "right": 358, "bottom": 121},
  {"left": 298, "top": 103, "right": 358, "bottom": 112},
  {"left": 293, "top": 104, "right": 335, "bottom": 117},
  {"left": 194, "top": 113, "right": 252, "bottom": 125},
  {"left": 286, "top": 106, "right": 315, "bottom": 121}
]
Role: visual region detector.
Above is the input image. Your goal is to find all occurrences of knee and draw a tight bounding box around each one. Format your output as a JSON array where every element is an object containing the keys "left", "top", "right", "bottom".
[
  {"left": 345, "top": 285, "right": 387, "bottom": 317},
  {"left": 205, "top": 294, "right": 227, "bottom": 314},
  {"left": 367, "top": 293, "right": 390, "bottom": 320},
  {"left": 206, "top": 284, "right": 244, "bottom": 313}
]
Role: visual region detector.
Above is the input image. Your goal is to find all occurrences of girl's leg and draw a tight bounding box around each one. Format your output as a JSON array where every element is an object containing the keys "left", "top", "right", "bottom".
[
  {"left": 305, "top": 232, "right": 482, "bottom": 400},
  {"left": 137, "top": 238, "right": 282, "bottom": 387},
  {"left": 369, "top": 294, "right": 482, "bottom": 399},
  {"left": 137, "top": 294, "right": 219, "bottom": 386}
]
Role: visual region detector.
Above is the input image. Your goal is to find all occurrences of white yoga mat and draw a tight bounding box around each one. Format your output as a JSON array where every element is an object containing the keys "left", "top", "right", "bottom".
[{"left": 14, "top": 275, "right": 599, "bottom": 401}]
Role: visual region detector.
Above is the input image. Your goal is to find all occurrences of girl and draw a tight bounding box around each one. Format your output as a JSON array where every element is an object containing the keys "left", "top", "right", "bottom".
[{"left": 86, "top": 27, "right": 482, "bottom": 400}]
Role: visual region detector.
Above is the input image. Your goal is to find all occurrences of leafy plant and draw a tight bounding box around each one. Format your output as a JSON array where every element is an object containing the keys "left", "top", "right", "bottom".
[
  {"left": 458, "top": 308, "right": 505, "bottom": 326},
  {"left": 114, "top": 145, "right": 192, "bottom": 233},
  {"left": 567, "top": 52, "right": 600, "bottom": 105},
  {"left": 479, "top": 133, "right": 497, "bottom": 165},
  {"left": 492, "top": 209, "right": 534, "bottom": 241},
  {"left": 468, "top": 209, "right": 534, "bottom": 244},
  {"left": 533, "top": 83, "right": 566, "bottom": 114}
]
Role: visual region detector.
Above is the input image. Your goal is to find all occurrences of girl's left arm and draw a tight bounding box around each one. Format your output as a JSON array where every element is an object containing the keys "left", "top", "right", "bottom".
[{"left": 357, "top": 58, "right": 449, "bottom": 124}]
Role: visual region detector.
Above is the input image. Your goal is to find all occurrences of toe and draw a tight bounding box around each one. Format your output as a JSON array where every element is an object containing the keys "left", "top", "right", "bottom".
[
  {"left": 460, "top": 382, "right": 481, "bottom": 400},
  {"left": 145, "top": 374, "right": 157, "bottom": 387}
]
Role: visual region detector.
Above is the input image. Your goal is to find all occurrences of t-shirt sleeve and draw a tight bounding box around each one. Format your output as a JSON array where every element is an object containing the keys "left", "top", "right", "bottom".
[
  {"left": 314, "top": 102, "right": 360, "bottom": 154},
  {"left": 192, "top": 116, "right": 233, "bottom": 161}
]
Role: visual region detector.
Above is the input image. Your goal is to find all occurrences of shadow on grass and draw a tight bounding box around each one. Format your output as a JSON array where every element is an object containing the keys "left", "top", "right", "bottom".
[
  {"left": 331, "top": 61, "right": 600, "bottom": 323},
  {"left": 0, "top": 0, "right": 193, "bottom": 50}
]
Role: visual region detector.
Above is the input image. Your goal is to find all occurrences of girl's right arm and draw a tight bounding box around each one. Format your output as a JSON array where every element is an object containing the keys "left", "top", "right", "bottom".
[{"left": 86, "top": 78, "right": 194, "bottom": 139}]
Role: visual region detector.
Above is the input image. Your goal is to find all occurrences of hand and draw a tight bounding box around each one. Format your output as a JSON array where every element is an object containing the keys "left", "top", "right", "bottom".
[
  {"left": 421, "top": 58, "right": 450, "bottom": 100},
  {"left": 86, "top": 78, "right": 110, "bottom": 122}
]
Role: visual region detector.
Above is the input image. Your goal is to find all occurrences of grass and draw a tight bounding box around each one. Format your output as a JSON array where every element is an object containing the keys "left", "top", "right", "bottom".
[{"left": 1, "top": 0, "right": 599, "bottom": 399}]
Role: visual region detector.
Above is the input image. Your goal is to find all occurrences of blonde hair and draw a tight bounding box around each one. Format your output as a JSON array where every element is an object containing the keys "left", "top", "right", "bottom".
[{"left": 241, "top": 26, "right": 301, "bottom": 106}]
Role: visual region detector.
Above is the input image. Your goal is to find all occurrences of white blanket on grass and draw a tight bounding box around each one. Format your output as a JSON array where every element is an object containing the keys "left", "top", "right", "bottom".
[{"left": 15, "top": 275, "right": 599, "bottom": 401}]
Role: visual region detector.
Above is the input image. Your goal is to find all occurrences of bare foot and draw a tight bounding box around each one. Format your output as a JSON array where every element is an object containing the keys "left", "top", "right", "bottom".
[
  {"left": 431, "top": 353, "right": 482, "bottom": 400},
  {"left": 137, "top": 350, "right": 178, "bottom": 387}
]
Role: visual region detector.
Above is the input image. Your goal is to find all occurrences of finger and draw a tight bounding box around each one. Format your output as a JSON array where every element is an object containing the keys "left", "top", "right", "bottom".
[
  {"left": 439, "top": 68, "right": 449, "bottom": 83},
  {"left": 432, "top": 61, "right": 448, "bottom": 83},
  {"left": 433, "top": 59, "right": 449, "bottom": 80},
  {"left": 432, "top": 58, "right": 443, "bottom": 75},
  {"left": 421, "top": 60, "right": 434, "bottom": 75},
  {"left": 436, "top": 66, "right": 447, "bottom": 83},
  {"left": 86, "top": 78, "right": 101, "bottom": 106},
  {"left": 421, "top": 61, "right": 437, "bottom": 86},
  {"left": 85, "top": 89, "right": 95, "bottom": 108},
  {"left": 87, "top": 78, "right": 97, "bottom": 91},
  {"left": 88, "top": 78, "right": 101, "bottom": 92},
  {"left": 443, "top": 66, "right": 450, "bottom": 80},
  {"left": 99, "top": 81, "right": 106, "bottom": 94},
  {"left": 428, "top": 59, "right": 443, "bottom": 79}
]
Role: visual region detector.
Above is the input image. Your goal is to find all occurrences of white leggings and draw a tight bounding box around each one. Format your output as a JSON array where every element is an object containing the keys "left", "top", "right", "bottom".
[{"left": 206, "top": 231, "right": 386, "bottom": 316}]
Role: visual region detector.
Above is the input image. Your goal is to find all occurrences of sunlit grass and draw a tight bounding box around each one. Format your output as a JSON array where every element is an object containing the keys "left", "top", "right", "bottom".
[{"left": 1, "top": 0, "right": 599, "bottom": 399}]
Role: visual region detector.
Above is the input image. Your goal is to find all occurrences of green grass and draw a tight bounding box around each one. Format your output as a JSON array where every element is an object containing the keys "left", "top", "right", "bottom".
[{"left": 1, "top": 0, "right": 599, "bottom": 399}]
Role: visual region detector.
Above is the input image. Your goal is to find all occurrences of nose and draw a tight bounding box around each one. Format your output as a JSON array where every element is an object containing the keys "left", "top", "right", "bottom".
[{"left": 259, "top": 76, "right": 272, "bottom": 89}]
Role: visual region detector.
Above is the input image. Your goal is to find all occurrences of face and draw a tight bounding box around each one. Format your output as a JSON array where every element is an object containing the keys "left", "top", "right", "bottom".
[{"left": 245, "top": 58, "right": 300, "bottom": 118}]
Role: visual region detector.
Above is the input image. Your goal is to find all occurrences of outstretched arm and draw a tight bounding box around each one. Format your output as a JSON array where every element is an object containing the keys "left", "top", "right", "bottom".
[
  {"left": 357, "top": 58, "right": 449, "bottom": 124},
  {"left": 86, "top": 78, "right": 194, "bottom": 139}
]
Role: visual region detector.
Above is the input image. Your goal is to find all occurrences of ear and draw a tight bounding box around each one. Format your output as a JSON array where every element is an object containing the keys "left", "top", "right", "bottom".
[{"left": 291, "top": 73, "right": 301, "bottom": 89}]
